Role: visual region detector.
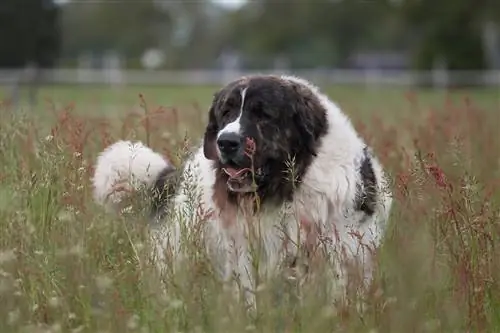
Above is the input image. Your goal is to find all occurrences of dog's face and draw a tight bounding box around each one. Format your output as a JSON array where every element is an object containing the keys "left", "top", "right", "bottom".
[{"left": 203, "top": 75, "right": 328, "bottom": 196}]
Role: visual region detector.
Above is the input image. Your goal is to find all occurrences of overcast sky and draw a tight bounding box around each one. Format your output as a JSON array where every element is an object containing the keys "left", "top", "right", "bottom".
[
  {"left": 213, "top": 0, "right": 245, "bottom": 9},
  {"left": 53, "top": 0, "right": 246, "bottom": 10}
]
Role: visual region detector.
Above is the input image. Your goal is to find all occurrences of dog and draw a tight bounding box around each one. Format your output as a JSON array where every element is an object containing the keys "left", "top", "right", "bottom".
[{"left": 92, "top": 74, "right": 393, "bottom": 309}]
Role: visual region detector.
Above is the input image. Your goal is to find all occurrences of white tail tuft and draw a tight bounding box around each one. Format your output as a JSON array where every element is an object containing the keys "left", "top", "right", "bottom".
[{"left": 92, "top": 140, "right": 172, "bottom": 211}]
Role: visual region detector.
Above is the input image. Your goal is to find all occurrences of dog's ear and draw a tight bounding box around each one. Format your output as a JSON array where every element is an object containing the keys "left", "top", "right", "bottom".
[
  {"left": 203, "top": 100, "right": 219, "bottom": 161},
  {"left": 290, "top": 83, "right": 328, "bottom": 156}
]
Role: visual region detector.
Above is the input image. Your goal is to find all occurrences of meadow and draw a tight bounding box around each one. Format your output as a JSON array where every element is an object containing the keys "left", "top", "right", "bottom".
[{"left": 0, "top": 83, "right": 499, "bottom": 332}]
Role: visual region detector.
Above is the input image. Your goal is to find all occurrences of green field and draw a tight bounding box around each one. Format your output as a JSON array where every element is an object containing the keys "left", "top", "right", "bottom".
[
  {"left": 3, "top": 84, "right": 500, "bottom": 119},
  {"left": 0, "top": 83, "right": 499, "bottom": 332}
]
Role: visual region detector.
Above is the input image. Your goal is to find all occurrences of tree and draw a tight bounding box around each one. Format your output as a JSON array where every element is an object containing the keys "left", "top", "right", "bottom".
[
  {"left": 60, "top": 0, "right": 171, "bottom": 64},
  {"left": 0, "top": 0, "right": 61, "bottom": 68},
  {"left": 0, "top": 0, "right": 61, "bottom": 107},
  {"left": 156, "top": 1, "right": 227, "bottom": 69},
  {"left": 401, "top": 0, "right": 498, "bottom": 72},
  {"left": 218, "top": 0, "right": 394, "bottom": 68}
]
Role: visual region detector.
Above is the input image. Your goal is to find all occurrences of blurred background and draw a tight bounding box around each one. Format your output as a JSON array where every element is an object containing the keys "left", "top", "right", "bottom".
[{"left": 1, "top": 0, "right": 500, "bottom": 109}]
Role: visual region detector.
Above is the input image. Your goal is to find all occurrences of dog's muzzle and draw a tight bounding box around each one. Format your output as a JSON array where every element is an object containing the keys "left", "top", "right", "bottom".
[{"left": 217, "top": 132, "right": 244, "bottom": 162}]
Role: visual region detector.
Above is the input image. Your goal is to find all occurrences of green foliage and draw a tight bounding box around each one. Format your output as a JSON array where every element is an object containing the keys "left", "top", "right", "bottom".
[
  {"left": 55, "top": 0, "right": 500, "bottom": 71},
  {"left": 60, "top": 0, "right": 171, "bottom": 59},
  {"left": 0, "top": 0, "right": 61, "bottom": 68},
  {"left": 401, "top": 0, "right": 498, "bottom": 71},
  {"left": 223, "top": 0, "right": 395, "bottom": 67}
]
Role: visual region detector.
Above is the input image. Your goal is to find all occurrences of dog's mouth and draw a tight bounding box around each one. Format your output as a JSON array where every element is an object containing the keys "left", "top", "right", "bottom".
[
  {"left": 220, "top": 136, "right": 262, "bottom": 193},
  {"left": 222, "top": 166, "right": 261, "bottom": 193}
]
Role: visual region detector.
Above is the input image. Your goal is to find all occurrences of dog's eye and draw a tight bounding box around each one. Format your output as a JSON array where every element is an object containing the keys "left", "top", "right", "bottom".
[{"left": 220, "top": 109, "right": 231, "bottom": 118}]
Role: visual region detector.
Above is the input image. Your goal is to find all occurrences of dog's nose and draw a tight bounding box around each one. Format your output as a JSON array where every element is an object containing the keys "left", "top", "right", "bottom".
[{"left": 217, "top": 132, "right": 242, "bottom": 156}]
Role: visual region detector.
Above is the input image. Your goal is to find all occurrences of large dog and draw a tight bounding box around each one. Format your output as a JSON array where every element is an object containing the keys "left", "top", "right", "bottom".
[{"left": 92, "top": 74, "right": 393, "bottom": 308}]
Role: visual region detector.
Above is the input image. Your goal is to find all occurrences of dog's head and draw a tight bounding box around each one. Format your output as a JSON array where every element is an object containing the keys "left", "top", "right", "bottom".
[{"left": 203, "top": 75, "right": 328, "bottom": 199}]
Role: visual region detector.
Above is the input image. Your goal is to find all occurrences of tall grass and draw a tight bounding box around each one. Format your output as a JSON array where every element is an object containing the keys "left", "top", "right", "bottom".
[{"left": 0, "top": 91, "right": 499, "bottom": 332}]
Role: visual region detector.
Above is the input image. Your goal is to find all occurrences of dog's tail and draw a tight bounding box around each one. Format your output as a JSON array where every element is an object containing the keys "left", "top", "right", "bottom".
[{"left": 92, "top": 140, "right": 176, "bottom": 215}]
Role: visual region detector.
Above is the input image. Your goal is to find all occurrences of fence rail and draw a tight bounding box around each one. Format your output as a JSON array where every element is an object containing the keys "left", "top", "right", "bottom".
[{"left": 1, "top": 68, "right": 500, "bottom": 87}]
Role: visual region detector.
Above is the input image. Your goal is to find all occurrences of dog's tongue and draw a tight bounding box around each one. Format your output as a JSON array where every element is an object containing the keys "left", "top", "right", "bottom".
[
  {"left": 223, "top": 167, "right": 257, "bottom": 193},
  {"left": 223, "top": 167, "right": 250, "bottom": 179}
]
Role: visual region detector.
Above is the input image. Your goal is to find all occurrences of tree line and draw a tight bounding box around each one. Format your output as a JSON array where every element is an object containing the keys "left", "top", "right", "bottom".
[{"left": 1, "top": 0, "right": 499, "bottom": 71}]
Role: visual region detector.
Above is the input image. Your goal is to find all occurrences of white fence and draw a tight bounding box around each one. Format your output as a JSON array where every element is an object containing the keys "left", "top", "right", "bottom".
[{"left": 1, "top": 68, "right": 500, "bottom": 87}]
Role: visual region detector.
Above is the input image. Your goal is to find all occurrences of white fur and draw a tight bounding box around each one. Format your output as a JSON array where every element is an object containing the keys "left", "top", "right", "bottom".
[
  {"left": 92, "top": 140, "right": 172, "bottom": 211},
  {"left": 92, "top": 76, "right": 393, "bottom": 310},
  {"left": 217, "top": 87, "right": 247, "bottom": 139}
]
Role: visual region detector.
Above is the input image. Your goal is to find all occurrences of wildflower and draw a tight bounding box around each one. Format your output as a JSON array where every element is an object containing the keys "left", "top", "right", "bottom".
[
  {"left": 244, "top": 137, "right": 256, "bottom": 157},
  {"left": 120, "top": 205, "right": 133, "bottom": 214},
  {"left": 427, "top": 164, "right": 448, "bottom": 189}
]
